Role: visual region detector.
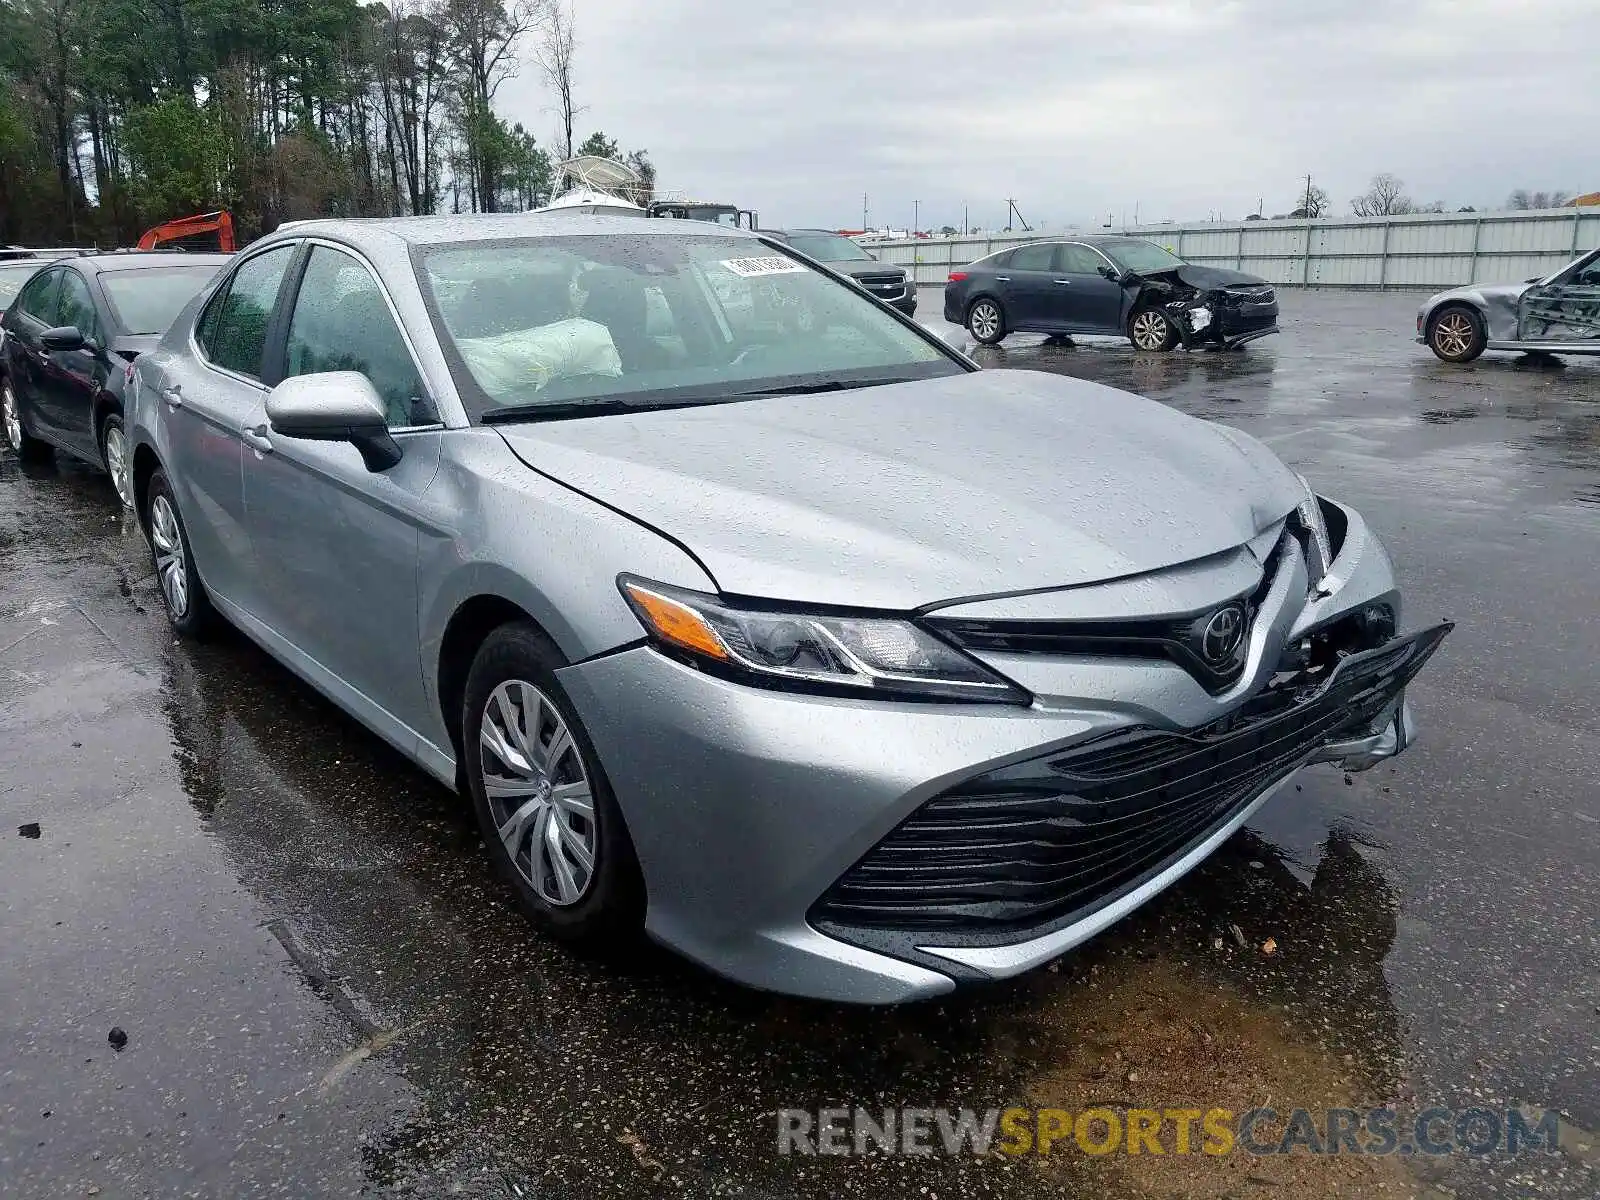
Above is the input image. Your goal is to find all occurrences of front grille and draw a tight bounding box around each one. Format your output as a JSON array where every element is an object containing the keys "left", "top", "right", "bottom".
[
  {"left": 1224, "top": 286, "right": 1275, "bottom": 305},
  {"left": 927, "top": 538, "right": 1282, "bottom": 695},
  {"left": 857, "top": 273, "right": 906, "bottom": 298},
  {"left": 812, "top": 624, "right": 1450, "bottom": 942}
]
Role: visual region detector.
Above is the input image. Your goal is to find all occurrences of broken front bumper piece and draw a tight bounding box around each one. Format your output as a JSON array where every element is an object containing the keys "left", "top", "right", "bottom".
[{"left": 1169, "top": 300, "right": 1280, "bottom": 349}]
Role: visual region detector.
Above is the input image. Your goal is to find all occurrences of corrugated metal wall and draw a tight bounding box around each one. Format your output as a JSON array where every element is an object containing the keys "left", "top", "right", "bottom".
[{"left": 864, "top": 208, "right": 1600, "bottom": 290}]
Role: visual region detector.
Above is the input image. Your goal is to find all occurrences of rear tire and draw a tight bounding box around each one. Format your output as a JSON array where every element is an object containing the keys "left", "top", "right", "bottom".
[
  {"left": 965, "top": 297, "right": 1006, "bottom": 344},
  {"left": 145, "top": 468, "right": 216, "bottom": 637},
  {"left": 462, "top": 621, "right": 645, "bottom": 950},
  {"left": 1427, "top": 304, "right": 1486, "bottom": 363},
  {"left": 2, "top": 377, "right": 53, "bottom": 462},
  {"left": 1128, "top": 307, "right": 1177, "bottom": 352}
]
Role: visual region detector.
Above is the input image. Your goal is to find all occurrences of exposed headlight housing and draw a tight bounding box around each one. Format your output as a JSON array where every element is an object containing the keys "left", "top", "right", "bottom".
[
  {"left": 619, "top": 577, "right": 1031, "bottom": 705},
  {"left": 1294, "top": 474, "right": 1333, "bottom": 592}
]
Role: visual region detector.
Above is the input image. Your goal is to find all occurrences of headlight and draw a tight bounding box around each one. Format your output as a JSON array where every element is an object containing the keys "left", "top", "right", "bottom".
[
  {"left": 1294, "top": 474, "right": 1332, "bottom": 590},
  {"left": 619, "top": 577, "right": 1031, "bottom": 704}
]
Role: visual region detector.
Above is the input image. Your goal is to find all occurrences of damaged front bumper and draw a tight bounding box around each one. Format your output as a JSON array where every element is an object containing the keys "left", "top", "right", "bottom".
[{"left": 1174, "top": 299, "right": 1281, "bottom": 349}]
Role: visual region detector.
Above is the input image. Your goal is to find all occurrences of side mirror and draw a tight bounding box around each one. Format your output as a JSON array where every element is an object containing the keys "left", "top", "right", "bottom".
[
  {"left": 1524, "top": 276, "right": 1543, "bottom": 284},
  {"left": 266, "top": 371, "right": 402, "bottom": 472},
  {"left": 1098, "top": 265, "right": 1121, "bottom": 282},
  {"left": 41, "top": 325, "right": 85, "bottom": 352}
]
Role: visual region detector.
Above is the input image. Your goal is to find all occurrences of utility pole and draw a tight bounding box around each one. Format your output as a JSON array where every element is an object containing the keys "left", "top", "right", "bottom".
[
  {"left": 862, "top": 193, "right": 869, "bottom": 233},
  {"left": 962, "top": 203, "right": 969, "bottom": 235},
  {"left": 1004, "top": 199, "right": 1031, "bottom": 232},
  {"left": 1303, "top": 175, "right": 1313, "bottom": 217},
  {"left": 913, "top": 199, "right": 919, "bottom": 235}
]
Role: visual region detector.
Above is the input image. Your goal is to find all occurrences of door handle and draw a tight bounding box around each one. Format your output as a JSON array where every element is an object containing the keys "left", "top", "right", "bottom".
[
  {"left": 160, "top": 384, "right": 183, "bottom": 409},
  {"left": 240, "top": 424, "right": 273, "bottom": 454},
  {"left": 994, "top": 276, "right": 1011, "bottom": 283},
  {"left": 1053, "top": 279, "right": 1072, "bottom": 285}
]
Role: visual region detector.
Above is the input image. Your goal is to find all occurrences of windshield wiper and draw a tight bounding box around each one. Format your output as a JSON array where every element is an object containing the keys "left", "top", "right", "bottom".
[
  {"left": 730, "top": 376, "right": 917, "bottom": 398},
  {"left": 481, "top": 400, "right": 651, "bottom": 424}
]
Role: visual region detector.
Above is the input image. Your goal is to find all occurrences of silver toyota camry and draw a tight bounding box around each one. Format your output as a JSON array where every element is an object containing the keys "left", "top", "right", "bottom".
[{"left": 127, "top": 214, "right": 1450, "bottom": 1004}]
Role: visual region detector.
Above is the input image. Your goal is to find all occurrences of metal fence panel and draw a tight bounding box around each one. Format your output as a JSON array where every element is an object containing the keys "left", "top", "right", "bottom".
[{"left": 862, "top": 208, "right": 1598, "bottom": 290}]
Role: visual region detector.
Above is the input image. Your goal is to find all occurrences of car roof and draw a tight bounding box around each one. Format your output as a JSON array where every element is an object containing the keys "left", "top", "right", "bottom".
[
  {"left": 259, "top": 213, "right": 765, "bottom": 253},
  {"left": 67, "top": 252, "right": 234, "bottom": 273}
]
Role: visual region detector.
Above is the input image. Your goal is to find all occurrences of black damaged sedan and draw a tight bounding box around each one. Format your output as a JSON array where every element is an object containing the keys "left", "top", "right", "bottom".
[{"left": 944, "top": 236, "right": 1279, "bottom": 351}]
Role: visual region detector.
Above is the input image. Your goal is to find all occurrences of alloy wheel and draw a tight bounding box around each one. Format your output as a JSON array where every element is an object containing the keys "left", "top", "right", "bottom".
[
  {"left": 104, "top": 424, "right": 132, "bottom": 507},
  {"left": 480, "top": 679, "right": 597, "bottom": 907},
  {"left": 1432, "top": 311, "right": 1475, "bottom": 359},
  {"left": 1131, "top": 310, "right": 1171, "bottom": 350},
  {"left": 149, "top": 494, "right": 189, "bottom": 618},
  {"left": 2, "top": 382, "right": 20, "bottom": 451},
  {"left": 969, "top": 301, "right": 1000, "bottom": 340}
]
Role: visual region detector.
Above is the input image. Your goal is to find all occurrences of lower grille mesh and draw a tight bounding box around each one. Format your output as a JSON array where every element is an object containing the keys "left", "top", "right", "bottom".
[{"left": 812, "top": 627, "right": 1449, "bottom": 939}]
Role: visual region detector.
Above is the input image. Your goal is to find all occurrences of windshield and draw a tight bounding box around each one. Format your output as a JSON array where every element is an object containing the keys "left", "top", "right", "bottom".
[
  {"left": 416, "top": 234, "right": 960, "bottom": 421},
  {"left": 1099, "top": 239, "right": 1185, "bottom": 274},
  {"left": 0, "top": 262, "right": 41, "bottom": 307},
  {"left": 783, "top": 232, "right": 874, "bottom": 262},
  {"left": 100, "top": 266, "right": 225, "bottom": 334}
]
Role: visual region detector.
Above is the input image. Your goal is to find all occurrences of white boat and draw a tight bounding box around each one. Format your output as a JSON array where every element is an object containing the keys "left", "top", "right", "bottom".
[{"left": 533, "top": 156, "right": 645, "bottom": 217}]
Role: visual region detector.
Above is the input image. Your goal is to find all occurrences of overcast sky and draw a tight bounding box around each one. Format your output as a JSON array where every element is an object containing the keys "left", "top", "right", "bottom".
[{"left": 496, "top": 0, "right": 1600, "bottom": 231}]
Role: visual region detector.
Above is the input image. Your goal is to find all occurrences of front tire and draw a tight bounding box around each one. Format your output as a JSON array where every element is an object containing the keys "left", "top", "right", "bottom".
[
  {"left": 1427, "top": 304, "right": 1486, "bottom": 363},
  {"left": 966, "top": 297, "right": 1006, "bottom": 344},
  {"left": 2, "top": 377, "right": 53, "bottom": 462},
  {"left": 99, "top": 412, "right": 134, "bottom": 510},
  {"left": 146, "top": 469, "right": 216, "bottom": 637},
  {"left": 1129, "top": 307, "right": 1177, "bottom": 352},
  {"left": 462, "top": 621, "right": 644, "bottom": 949}
]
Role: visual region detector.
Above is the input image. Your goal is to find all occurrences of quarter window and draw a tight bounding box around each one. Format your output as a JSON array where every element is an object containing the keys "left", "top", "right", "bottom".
[
  {"left": 199, "top": 245, "right": 295, "bottom": 379},
  {"left": 1007, "top": 243, "right": 1055, "bottom": 272},
  {"left": 282, "top": 246, "right": 435, "bottom": 427}
]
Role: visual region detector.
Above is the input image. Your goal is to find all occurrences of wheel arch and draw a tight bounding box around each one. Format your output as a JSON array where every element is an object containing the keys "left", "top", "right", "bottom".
[
  {"left": 435, "top": 591, "right": 569, "bottom": 787},
  {"left": 130, "top": 442, "right": 162, "bottom": 526},
  {"left": 91, "top": 387, "right": 123, "bottom": 444}
]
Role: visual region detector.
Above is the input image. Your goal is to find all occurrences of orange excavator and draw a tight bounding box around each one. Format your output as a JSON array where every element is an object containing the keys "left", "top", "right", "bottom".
[{"left": 136, "top": 210, "right": 237, "bottom": 253}]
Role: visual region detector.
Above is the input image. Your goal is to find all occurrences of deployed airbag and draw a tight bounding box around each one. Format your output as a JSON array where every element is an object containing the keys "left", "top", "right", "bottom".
[{"left": 457, "top": 318, "right": 622, "bottom": 401}]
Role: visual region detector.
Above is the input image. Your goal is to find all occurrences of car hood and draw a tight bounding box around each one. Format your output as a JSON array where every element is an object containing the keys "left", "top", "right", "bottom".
[
  {"left": 828, "top": 260, "right": 907, "bottom": 279},
  {"left": 496, "top": 369, "right": 1304, "bottom": 610},
  {"left": 109, "top": 334, "right": 160, "bottom": 359},
  {"left": 1426, "top": 280, "right": 1532, "bottom": 307},
  {"left": 1135, "top": 264, "right": 1270, "bottom": 290}
]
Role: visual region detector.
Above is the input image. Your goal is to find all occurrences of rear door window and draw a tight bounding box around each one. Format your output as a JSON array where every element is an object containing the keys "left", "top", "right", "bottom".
[
  {"left": 1007, "top": 243, "right": 1055, "bottom": 272},
  {"left": 198, "top": 245, "right": 296, "bottom": 379}
]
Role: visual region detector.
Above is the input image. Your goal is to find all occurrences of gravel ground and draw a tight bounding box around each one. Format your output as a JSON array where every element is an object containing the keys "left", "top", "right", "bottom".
[{"left": 1, "top": 287, "right": 1596, "bottom": 1199}]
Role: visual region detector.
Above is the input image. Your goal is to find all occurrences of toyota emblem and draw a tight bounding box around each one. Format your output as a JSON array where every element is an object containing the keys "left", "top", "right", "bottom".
[{"left": 1199, "top": 604, "right": 1247, "bottom": 665}]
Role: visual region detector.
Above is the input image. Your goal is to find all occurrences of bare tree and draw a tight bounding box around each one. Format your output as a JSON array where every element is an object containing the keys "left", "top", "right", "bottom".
[
  {"left": 534, "top": 0, "right": 580, "bottom": 164},
  {"left": 1289, "top": 181, "right": 1330, "bottom": 219},
  {"left": 1351, "top": 173, "right": 1414, "bottom": 217},
  {"left": 1508, "top": 189, "right": 1570, "bottom": 210}
]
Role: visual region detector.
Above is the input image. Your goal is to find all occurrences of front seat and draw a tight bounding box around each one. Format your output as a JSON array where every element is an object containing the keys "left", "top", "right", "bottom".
[
  {"left": 456, "top": 275, "right": 567, "bottom": 339},
  {"left": 580, "top": 270, "right": 662, "bottom": 372}
]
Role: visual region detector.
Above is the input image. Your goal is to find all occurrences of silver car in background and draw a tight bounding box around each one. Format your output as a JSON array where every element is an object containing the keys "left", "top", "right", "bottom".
[
  {"left": 1418, "top": 246, "right": 1600, "bottom": 362},
  {"left": 127, "top": 215, "right": 1450, "bottom": 1003}
]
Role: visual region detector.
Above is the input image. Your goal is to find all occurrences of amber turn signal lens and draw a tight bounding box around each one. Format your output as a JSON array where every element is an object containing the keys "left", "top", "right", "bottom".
[{"left": 622, "top": 582, "right": 731, "bottom": 661}]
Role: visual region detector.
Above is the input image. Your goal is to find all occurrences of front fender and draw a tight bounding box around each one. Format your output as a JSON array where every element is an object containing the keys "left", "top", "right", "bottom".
[{"left": 414, "top": 429, "right": 716, "bottom": 756}]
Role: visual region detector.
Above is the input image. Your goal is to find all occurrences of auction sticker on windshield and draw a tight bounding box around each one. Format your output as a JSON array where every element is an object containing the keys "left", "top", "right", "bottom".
[{"left": 722, "top": 256, "right": 807, "bottom": 277}]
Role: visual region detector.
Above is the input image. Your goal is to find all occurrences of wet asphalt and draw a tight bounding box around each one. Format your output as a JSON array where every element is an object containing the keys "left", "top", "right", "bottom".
[{"left": 1, "top": 288, "right": 1597, "bottom": 1200}]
